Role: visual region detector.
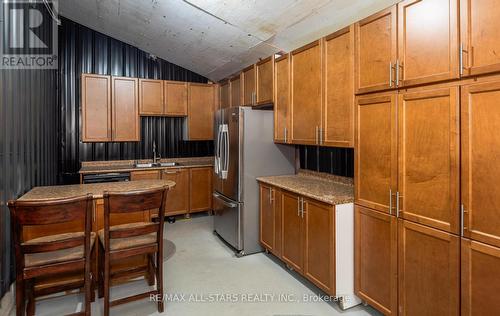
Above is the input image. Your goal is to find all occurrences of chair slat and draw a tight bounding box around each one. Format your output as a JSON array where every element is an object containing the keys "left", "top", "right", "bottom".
[
  {"left": 109, "top": 223, "right": 159, "bottom": 239},
  {"left": 22, "top": 236, "right": 85, "bottom": 254}
]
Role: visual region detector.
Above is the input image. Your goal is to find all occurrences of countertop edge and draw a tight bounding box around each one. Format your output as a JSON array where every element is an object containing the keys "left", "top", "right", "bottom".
[{"left": 78, "top": 163, "right": 213, "bottom": 174}]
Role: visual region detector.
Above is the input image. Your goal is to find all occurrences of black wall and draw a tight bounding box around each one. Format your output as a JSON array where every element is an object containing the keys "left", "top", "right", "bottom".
[
  {"left": 299, "top": 146, "right": 354, "bottom": 178},
  {"left": 58, "top": 18, "right": 213, "bottom": 183}
]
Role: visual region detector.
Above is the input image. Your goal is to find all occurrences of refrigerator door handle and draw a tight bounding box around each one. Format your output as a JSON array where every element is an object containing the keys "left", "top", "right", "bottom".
[
  {"left": 213, "top": 192, "right": 238, "bottom": 208},
  {"left": 215, "top": 125, "right": 223, "bottom": 175},
  {"left": 221, "top": 124, "right": 229, "bottom": 179}
]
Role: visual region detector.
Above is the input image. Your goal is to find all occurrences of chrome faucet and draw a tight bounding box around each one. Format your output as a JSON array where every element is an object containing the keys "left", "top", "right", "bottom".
[{"left": 153, "top": 141, "right": 161, "bottom": 164}]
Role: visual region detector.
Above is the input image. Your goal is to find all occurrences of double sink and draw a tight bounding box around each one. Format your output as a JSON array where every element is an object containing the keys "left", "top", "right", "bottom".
[{"left": 134, "top": 162, "right": 182, "bottom": 168}]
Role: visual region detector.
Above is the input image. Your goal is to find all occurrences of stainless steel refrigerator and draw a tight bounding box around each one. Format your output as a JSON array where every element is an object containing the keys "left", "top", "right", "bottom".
[{"left": 213, "top": 106, "right": 295, "bottom": 256}]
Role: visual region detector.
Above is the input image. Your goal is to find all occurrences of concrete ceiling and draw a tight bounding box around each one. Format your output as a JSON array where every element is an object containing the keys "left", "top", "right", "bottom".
[{"left": 59, "top": 0, "right": 399, "bottom": 81}]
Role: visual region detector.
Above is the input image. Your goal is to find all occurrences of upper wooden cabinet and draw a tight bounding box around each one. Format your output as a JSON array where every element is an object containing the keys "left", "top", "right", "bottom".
[
  {"left": 355, "top": 6, "right": 397, "bottom": 94},
  {"left": 230, "top": 75, "right": 241, "bottom": 107},
  {"left": 398, "top": 0, "right": 459, "bottom": 86},
  {"left": 139, "top": 78, "right": 164, "bottom": 115},
  {"left": 256, "top": 56, "right": 274, "bottom": 105},
  {"left": 323, "top": 26, "right": 355, "bottom": 147},
  {"left": 220, "top": 81, "right": 230, "bottom": 109},
  {"left": 111, "top": 76, "right": 140, "bottom": 142},
  {"left": 460, "top": 0, "right": 500, "bottom": 76},
  {"left": 184, "top": 83, "right": 215, "bottom": 141},
  {"left": 274, "top": 54, "right": 291, "bottom": 144},
  {"left": 81, "top": 74, "right": 112, "bottom": 142},
  {"left": 241, "top": 65, "right": 256, "bottom": 106},
  {"left": 290, "top": 41, "right": 323, "bottom": 145},
  {"left": 164, "top": 81, "right": 188, "bottom": 116}
]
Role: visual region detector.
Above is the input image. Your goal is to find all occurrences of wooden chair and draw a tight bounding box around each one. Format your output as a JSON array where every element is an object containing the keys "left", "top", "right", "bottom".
[
  {"left": 98, "top": 186, "right": 168, "bottom": 316},
  {"left": 8, "top": 194, "right": 95, "bottom": 316}
]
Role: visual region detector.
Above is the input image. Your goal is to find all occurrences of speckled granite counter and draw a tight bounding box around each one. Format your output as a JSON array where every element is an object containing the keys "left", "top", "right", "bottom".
[
  {"left": 257, "top": 170, "right": 353, "bottom": 205},
  {"left": 79, "top": 156, "right": 213, "bottom": 174},
  {"left": 18, "top": 179, "right": 175, "bottom": 201}
]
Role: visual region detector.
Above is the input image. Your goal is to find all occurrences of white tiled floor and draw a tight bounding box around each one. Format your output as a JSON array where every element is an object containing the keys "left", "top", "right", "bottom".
[{"left": 28, "top": 214, "right": 381, "bottom": 316}]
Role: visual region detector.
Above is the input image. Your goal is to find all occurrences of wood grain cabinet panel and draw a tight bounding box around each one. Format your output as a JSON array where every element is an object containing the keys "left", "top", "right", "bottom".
[
  {"left": 242, "top": 65, "right": 256, "bottom": 106},
  {"left": 323, "top": 26, "right": 355, "bottom": 147},
  {"left": 460, "top": 0, "right": 500, "bottom": 76},
  {"left": 259, "top": 184, "right": 275, "bottom": 251},
  {"left": 111, "top": 76, "right": 140, "bottom": 142},
  {"left": 185, "top": 83, "right": 215, "bottom": 140},
  {"left": 189, "top": 167, "right": 212, "bottom": 213},
  {"left": 130, "top": 170, "right": 160, "bottom": 181},
  {"left": 291, "top": 41, "right": 322, "bottom": 145},
  {"left": 355, "top": 205, "right": 398, "bottom": 316},
  {"left": 303, "top": 199, "right": 335, "bottom": 295},
  {"left": 161, "top": 168, "right": 189, "bottom": 216},
  {"left": 398, "top": 0, "right": 459, "bottom": 86},
  {"left": 461, "top": 238, "right": 500, "bottom": 316},
  {"left": 220, "top": 81, "right": 230, "bottom": 109},
  {"left": 398, "top": 85, "right": 460, "bottom": 234},
  {"left": 139, "top": 79, "right": 164, "bottom": 115},
  {"left": 274, "top": 55, "right": 290, "bottom": 144},
  {"left": 281, "top": 191, "right": 303, "bottom": 273},
  {"left": 256, "top": 56, "right": 274, "bottom": 105},
  {"left": 398, "top": 220, "right": 460, "bottom": 316},
  {"left": 230, "top": 75, "right": 241, "bottom": 108},
  {"left": 164, "top": 81, "right": 188, "bottom": 116},
  {"left": 81, "top": 74, "right": 112, "bottom": 142},
  {"left": 461, "top": 80, "right": 500, "bottom": 247},
  {"left": 355, "top": 6, "right": 397, "bottom": 94},
  {"left": 355, "top": 92, "right": 397, "bottom": 214}
]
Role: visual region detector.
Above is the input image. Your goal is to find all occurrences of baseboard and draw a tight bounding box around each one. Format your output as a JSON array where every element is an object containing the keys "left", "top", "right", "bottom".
[{"left": 0, "top": 283, "right": 14, "bottom": 316}]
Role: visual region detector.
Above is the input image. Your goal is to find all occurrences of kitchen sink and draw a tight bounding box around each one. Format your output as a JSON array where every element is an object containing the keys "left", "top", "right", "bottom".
[
  {"left": 157, "top": 162, "right": 180, "bottom": 167},
  {"left": 134, "top": 162, "right": 154, "bottom": 168},
  {"left": 134, "top": 162, "right": 181, "bottom": 168}
]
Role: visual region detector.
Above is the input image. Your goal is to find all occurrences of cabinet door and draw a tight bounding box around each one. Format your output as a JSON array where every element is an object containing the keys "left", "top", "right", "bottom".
[
  {"left": 461, "top": 239, "right": 500, "bottom": 316},
  {"left": 398, "top": 85, "right": 460, "bottom": 234},
  {"left": 303, "top": 199, "right": 335, "bottom": 295},
  {"left": 291, "top": 41, "right": 322, "bottom": 145},
  {"left": 111, "top": 76, "right": 140, "bottom": 142},
  {"left": 81, "top": 74, "right": 111, "bottom": 142},
  {"left": 398, "top": 220, "right": 460, "bottom": 316},
  {"left": 398, "top": 0, "right": 459, "bottom": 87},
  {"left": 130, "top": 170, "right": 160, "bottom": 181},
  {"left": 461, "top": 81, "right": 500, "bottom": 247},
  {"left": 161, "top": 168, "right": 189, "bottom": 216},
  {"left": 460, "top": 0, "right": 500, "bottom": 76},
  {"left": 355, "top": 6, "right": 397, "bottom": 94},
  {"left": 323, "top": 26, "right": 355, "bottom": 147},
  {"left": 186, "top": 83, "right": 214, "bottom": 140},
  {"left": 355, "top": 92, "right": 397, "bottom": 214},
  {"left": 281, "top": 191, "right": 303, "bottom": 273},
  {"left": 189, "top": 167, "right": 212, "bottom": 213},
  {"left": 242, "top": 65, "right": 256, "bottom": 106},
  {"left": 256, "top": 56, "right": 274, "bottom": 105},
  {"left": 230, "top": 75, "right": 241, "bottom": 107},
  {"left": 274, "top": 54, "right": 290, "bottom": 143},
  {"left": 139, "top": 79, "right": 164, "bottom": 115},
  {"left": 164, "top": 81, "right": 188, "bottom": 116},
  {"left": 220, "top": 81, "right": 230, "bottom": 109},
  {"left": 259, "top": 184, "right": 275, "bottom": 251},
  {"left": 355, "top": 205, "right": 398, "bottom": 316}
]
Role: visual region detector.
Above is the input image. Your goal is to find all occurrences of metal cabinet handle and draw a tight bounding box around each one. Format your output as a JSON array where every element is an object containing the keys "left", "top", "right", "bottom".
[
  {"left": 297, "top": 198, "right": 301, "bottom": 216},
  {"left": 395, "top": 60, "right": 401, "bottom": 87},
  {"left": 164, "top": 170, "right": 178, "bottom": 174},
  {"left": 315, "top": 126, "right": 319, "bottom": 145},
  {"left": 396, "top": 191, "right": 400, "bottom": 218},
  {"left": 301, "top": 198, "right": 305, "bottom": 218},
  {"left": 319, "top": 127, "right": 323, "bottom": 145},
  {"left": 389, "top": 189, "right": 393, "bottom": 216},
  {"left": 389, "top": 62, "right": 394, "bottom": 88},
  {"left": 284, "top": 127, "right": 287, "bottom": 143},
  {"left": 269, "top": 187, "right": 274, "bottom": 204},
  {"left": 459, "top": 43, "right": 468, "bottom": 76},
  {"left": 461, "top": 204, "right": 468, "bottom": 236}
]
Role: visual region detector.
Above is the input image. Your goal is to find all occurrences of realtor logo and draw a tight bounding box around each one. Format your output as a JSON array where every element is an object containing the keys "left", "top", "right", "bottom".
[{"left": 1, "top": 0, "right": 58, "bottom": 69}]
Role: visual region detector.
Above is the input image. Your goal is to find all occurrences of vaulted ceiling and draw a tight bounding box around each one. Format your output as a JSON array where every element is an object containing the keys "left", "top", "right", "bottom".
[{"left": 60, "top": 0, "right": 399, "bottom": 81}]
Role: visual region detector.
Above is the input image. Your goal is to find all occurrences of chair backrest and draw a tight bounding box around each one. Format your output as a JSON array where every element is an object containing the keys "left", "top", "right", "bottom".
[
  {"left": 8, "top": 194, "right": 93, "bottom": 268},
  {"left": 102, "top": 186, "right": 168, "bottom": 250}
]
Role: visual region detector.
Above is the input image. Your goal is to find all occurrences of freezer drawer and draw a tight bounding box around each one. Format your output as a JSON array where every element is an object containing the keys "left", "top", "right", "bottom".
[{"left": 213, "top": 192, "right": 242, "bottom": 251}]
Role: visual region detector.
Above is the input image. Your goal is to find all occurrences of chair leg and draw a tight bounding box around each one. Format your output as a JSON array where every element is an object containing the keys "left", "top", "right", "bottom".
[
  {"left": 15, "top": 277, "right": 25, "bottom": 316},
  {"left": 98, "top": 242, "right": 104, "bottom": 299},
  {"left": 147, "top": 254, "right": 155, "bottom": 286},
  {"left": 26, "top": 280, "right": 34, "bottom": 316},
  {"left": 84, "top": 252, "right": 92, "bottom": 315},
  {"left": 104, "top": 250, "right": 110, "bottom": 316},
  {"left": 156, "top": 252, "right": 164, "bottom": 313},
  {"left": 91, "top": 245, "right": 96, "bottom": 302}
]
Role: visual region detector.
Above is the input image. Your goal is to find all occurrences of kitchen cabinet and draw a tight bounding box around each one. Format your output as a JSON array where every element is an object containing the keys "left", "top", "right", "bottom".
[
  {"left": 259, "top": 184, "right": 282, "bottom": 256},
  {"left": 220, "top": 81, "right": 230, "bottom": 109},
  {"left": 164, "top": 81, "right": 188, "bottom": 116},
  {"left": 81, "top": 74, "right": 112, "bottom": 142},
  {"left": 230, "top": 75, "right": 241, "bottom": 107},
  {"left": 184, "top": 83, "right": 215, "bottom": 140},
  {"left": 290, "top": 40, "right": 322, "bottom": 145},
  {"left": 461, "top": 238, "right": 500, "bottom": 316},
  {"left": 355, "top": 205, "right": 398, "bottom": 316},
  {"left": 139, "top": 78, "right": 164, "bottom": 115},
  {"left": 398, "top": 220, "right": 460, "bottom": 316},
  {"left": 189, "top": 167, "right": 212, "bottom": 213},
  {"left": 461, "top": 80, "right": 500, "bottom": 248},
  {"left": 398, "top": 85, "right": 460, "bottom": 234},
  {"left": 111, "top": 76, "right": 140, "bottom": 142},
  {"left": 130, "top": 170, "right": 160, "bottom": 181},
  {"left": 161, "top": 168, "right": 189, "bottom": 216},
  {"left": 355, "top": 91, "right": 397, "bottom": 214},
  {"left": 274, "top": 54, "right": 290, "bottom": 144},
  {"left": 355, "top": 6, "right": 397, "bottom": 94},
  {"left": 323, "top": 26, "right": 355, "bottom": 147},
  {"left": 256, "top": 56, "right": 274, "bottom": 106},
  {"left": 242, "top": 65, "right": 256, "bottom": 106},
  {"left": 281, "top": 190, "right": 304, "bottom": 273},
  {"left": 460, "top": 0, "right": 500, "bottom": 77}
]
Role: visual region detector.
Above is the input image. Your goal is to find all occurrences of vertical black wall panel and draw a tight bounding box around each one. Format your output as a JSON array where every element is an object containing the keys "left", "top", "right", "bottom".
[
  {"left": 59, "top": 18, "right": 212, "bottom": 184},
  {"left": 299, "top": 146, "right": 354, "bottom": 178}
]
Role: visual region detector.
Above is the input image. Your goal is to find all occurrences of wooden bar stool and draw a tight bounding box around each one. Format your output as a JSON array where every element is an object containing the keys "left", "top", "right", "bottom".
[
  {"left": 98, "top": 186, "right": 168, "bottom": 316},
  {"left": 8, "top": 194, "right": 95, "bottom": 316}
]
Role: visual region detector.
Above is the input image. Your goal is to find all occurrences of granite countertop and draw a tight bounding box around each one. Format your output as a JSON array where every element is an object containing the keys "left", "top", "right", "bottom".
[
  {"left": 79, "top": 156, "right": 214, "bottom": 174},
  {"left": 257, "top": 170, "right": 354, "bottom": 205},
  {"left": 18, "top": 179, "right": 176, "bottom": 201}
]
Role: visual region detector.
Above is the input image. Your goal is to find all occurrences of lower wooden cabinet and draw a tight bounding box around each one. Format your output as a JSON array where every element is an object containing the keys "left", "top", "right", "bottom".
[
  {"left": 355, "top": 205, "right": 398, "bottom": 316},
  {"left": 259, "top": 184, "right": 282, "bottom": 257},
  {"left": 461, "top": 238, "right": 500, "bottom": 316},
  {"left": 281, "top": 190, "right": 304, "bottom": 274},
  {"left": 161, "top": 168, "right": 189, "bottom": 216},
  {"left": 189, "top": 167, "right": 213, "bottom": 213},
  {"left": 130, "top": 170, "right": 160, "bottom": 181}
]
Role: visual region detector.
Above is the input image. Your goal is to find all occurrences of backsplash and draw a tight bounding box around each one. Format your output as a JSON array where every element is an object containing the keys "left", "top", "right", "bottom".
[{"left": 298, "top": 145, "right": 354, "bottom": 178}]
